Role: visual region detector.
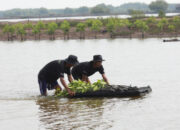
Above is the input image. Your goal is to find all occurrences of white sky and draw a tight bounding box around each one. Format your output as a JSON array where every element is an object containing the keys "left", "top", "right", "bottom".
[{"left": 0, "top": 0, "right": 179, "bottom": 11}]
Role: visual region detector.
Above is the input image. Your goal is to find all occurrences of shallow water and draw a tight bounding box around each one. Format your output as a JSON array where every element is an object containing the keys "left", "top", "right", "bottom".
[{"left": 0, "top": 38, "right": 180, "bottom": 130}]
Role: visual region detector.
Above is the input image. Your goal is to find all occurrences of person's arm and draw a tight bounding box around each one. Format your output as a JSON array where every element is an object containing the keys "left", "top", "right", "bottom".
[
  {"left": 102, "top": 74, "right": 110, "bottom": 85},
  {"left": 68, "top": 74, "right": 73, "bottom": 83},
  {"left": 82, "top": 75, "right": 91, "bottom": 84},
  {"left": 60, "top": 77, "right": 75, "bottom": 96}
]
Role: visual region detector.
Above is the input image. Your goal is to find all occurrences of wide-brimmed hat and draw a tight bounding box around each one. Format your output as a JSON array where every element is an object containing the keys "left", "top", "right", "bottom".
[
  {"left": 65, "top": 55, "right": 79, "bottom": 65},
  {"left": 93, "top": 55, "right": 105, "bottom": 62}
]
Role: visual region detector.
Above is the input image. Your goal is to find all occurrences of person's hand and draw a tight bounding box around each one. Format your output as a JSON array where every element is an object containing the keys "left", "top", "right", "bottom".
[{"left": 67, "top": 89, "right": 75, "bottom": 96}]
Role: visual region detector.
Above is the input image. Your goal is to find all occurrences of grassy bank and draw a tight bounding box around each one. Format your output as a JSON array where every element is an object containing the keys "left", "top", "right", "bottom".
[{"left": 0, "top": 16, "right": 180, "bottom": 41}]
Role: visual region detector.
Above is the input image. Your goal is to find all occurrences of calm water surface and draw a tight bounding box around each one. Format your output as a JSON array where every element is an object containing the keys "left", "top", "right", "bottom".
[
  {"left": 0, "top": 38, "right": 180, "bottom": 130},
  {"left": 0, "top": 13, "right": 178, "bottom": 22}
]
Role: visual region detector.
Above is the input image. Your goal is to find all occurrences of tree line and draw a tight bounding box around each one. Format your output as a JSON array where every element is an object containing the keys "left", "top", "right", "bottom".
[
  {"left": 0, "top": 0, "right": 179, "bottom": 19},
  {"left": 1, "top": 16, "right": 180, "bottom": 41}
]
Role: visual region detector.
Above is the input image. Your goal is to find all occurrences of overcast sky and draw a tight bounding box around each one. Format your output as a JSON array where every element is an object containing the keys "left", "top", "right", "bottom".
[{"left": 0, "top": 0, "right": 179, "bottom": 11}]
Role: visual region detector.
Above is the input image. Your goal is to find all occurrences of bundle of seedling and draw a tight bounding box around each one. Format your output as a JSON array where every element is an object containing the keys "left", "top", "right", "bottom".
[{"left": 55, "top": 80, "right": 107, "bottom": 97}]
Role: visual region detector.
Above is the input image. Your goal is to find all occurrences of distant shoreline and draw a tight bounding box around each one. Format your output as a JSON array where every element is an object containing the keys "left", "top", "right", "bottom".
[
  {"left": 0, "top": 12, "right": 179, "bottom": 21},
  {"left": 0, "top": 2, "right": 179, "bottom": 20}
]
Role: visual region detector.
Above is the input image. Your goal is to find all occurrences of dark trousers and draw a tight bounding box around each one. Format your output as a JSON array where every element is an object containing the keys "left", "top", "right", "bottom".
[{"left": 38, "top": 78, "right": 58, "bottom": 95}]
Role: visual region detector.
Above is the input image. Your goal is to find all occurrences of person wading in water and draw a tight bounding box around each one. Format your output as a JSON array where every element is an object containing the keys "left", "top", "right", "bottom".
[{"left": 38, "top": 55, "right": 79, "bottom": 96}]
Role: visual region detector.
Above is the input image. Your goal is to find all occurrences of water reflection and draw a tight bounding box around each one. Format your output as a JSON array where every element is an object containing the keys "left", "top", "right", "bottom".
[{"left": 36, "top": 97, "right": 112, "bottom": 129}]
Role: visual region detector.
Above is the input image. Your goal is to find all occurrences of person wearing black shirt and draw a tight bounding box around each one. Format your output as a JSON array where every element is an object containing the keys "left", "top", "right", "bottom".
[
  {"left": 72, "top": 55, "right": 109, "bottom": 85},
  {"left": 38, "top": 55, "right": 79, "bottom": 96}
]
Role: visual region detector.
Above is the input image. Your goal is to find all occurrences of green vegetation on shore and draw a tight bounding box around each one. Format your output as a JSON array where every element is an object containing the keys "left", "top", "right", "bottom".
[{"left": 1, "top": 15, "right": 180, "bottom": 41}]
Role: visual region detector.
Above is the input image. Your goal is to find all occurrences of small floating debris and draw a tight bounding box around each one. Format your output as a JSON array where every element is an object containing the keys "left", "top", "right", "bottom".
[{"left": 163, "top": 39, "right": 180, "bottom": 42}]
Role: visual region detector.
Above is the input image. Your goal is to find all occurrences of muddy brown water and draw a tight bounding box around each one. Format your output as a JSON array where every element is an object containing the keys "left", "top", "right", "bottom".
[{"left": 0, "top": 38, "right": 180, "bottom": 130}]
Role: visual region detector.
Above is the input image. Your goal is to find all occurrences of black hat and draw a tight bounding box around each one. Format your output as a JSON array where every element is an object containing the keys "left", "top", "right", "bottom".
[
  {"left": 93, "top": 55, "right": 105, "bottom": 62},
  {"left": 65, "top": 55, "right": 79, "bottom": 65}
]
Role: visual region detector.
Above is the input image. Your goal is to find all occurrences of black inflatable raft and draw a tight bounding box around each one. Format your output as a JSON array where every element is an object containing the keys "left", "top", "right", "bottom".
[{"left": 71, "top": 85, "right": 152, "bottom": 98}]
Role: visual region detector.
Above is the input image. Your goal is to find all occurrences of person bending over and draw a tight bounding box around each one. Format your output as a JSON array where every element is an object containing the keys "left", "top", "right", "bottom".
[
  {"left": 38, "top": 55, "right": 79, "bottom": 96},
  {"left": 72, "top": 55, "right": 109, "bottom": 85}
]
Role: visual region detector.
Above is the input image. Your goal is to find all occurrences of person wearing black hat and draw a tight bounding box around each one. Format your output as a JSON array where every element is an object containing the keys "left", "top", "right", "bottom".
[
  {"left": 38, "top": 55, "right": 79, "bottom": 96},
  {"left": 72, "top": 55, "right": 109, "bottom": 85}
]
